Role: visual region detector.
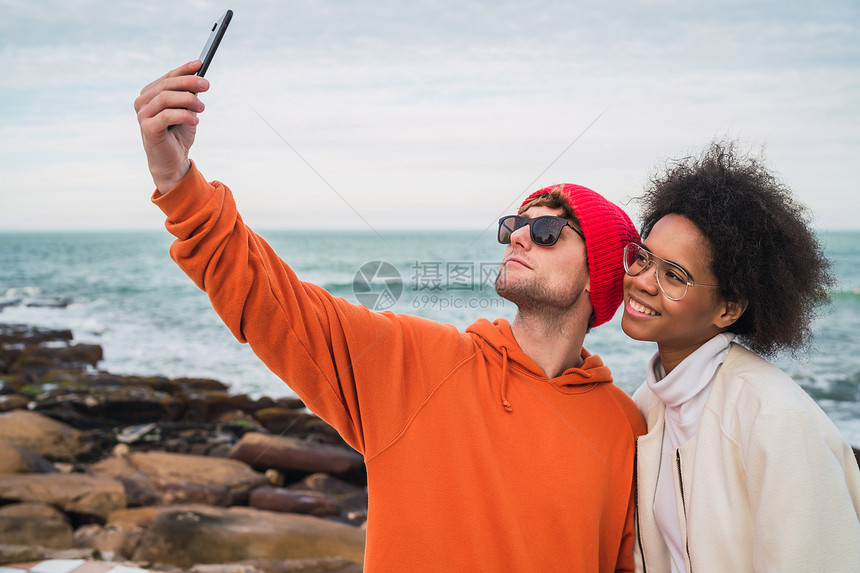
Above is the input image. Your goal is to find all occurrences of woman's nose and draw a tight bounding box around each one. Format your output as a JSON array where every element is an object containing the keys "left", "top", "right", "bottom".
[{"left": 630, "top": 262, "right": 660, "bottom": 294}]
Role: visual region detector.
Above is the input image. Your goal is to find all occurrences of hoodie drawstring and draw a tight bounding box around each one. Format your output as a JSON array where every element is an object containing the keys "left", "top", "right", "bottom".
[{"left": 500, "top": 346, "right": 513, "bottom": 413}]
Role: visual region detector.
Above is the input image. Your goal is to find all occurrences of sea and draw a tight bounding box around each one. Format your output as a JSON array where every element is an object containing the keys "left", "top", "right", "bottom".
[{"left": 2, "top": 229, "right": 859, "bottom": 446}]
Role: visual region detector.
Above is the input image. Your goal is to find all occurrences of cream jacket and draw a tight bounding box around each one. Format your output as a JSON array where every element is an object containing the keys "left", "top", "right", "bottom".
[{"left": 634, "top": 343, "right": 860, "bottom": 572}]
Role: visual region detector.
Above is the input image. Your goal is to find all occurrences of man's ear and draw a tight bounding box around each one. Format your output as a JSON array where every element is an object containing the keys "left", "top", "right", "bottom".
[{"left": 716, "top": 299, "right": 748, "bottom": 329}]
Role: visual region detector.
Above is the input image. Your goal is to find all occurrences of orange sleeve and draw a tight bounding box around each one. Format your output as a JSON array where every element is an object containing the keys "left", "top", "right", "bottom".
[{"left": 152, "top": 164, "right": 474, "bottom": 456}]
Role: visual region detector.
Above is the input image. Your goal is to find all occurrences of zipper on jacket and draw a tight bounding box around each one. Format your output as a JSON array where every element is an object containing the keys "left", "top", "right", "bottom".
[
  {"left": 634, "top": 442, "right": 647, "bottom": 573},
  {"left": 676, "top": 449, "right": 692, "bottom": 572}
]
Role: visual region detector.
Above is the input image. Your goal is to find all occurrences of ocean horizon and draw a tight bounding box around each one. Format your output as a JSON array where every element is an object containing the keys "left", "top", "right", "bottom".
[{"left": 2, "top": 229, "right": 859, "bottom": 446}]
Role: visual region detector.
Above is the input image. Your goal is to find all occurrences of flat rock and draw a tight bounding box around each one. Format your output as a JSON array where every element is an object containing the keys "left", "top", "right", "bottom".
[
  {"left": 253, "top": 407, "right": 338, "bottom": 438},
  {"left": 132, "top": 504, "right": 365, "bottom": 568},
  {"left": 0, "top": 323, "right": 72, "bottom": 345},
  {"left": 25, "top": 297, "right": 74, "bottom": 308},
  {"left": 290, "top": 474, "right": 365, "bottom": 497},
  {"left": 0, "top": 394, "right": 29, "bottom": 411},
  {"left": 191, "top": 558, "right": 363, "bottom": 573},
  {"left": 88, "top": 451, "right": 267, "bottom": 507},
  {"left": 0, "top": 502, "right": 74, "bottom": 549},
  {"left": 228, "top": 433, "right": 365, "bottom": 480},
  {"left": 13, "top": 343, "right": 103, "bottom": 372},
  {"left": 0, "top": 473, "right": 126, "bottom": 521},
  {"left": 0, "top": 544, "right": 49, "bottom": 564},
  {"left": 107, "top": 506, "right": 163, "bottom": 529},
  {"left": 0, "top": 297, "right": 23, "bottom": 311},
  {"left": 0, "top": 410, "right": 89, "bottom": 461},
  {"left": 0, "top": 548, "right": 96, "bottom": 565},
  {"left": 33, "top": 385, "right": 187, "bottom": 430},
  {"left": 249, "top": 487, "right": 342, "bottom": 518},
  {"left": 0, "top": 439, "right": 56, "bottom": 473},
  {"left": 182, "top": 390, "right": 260, "bottom": 423},
  {"left": 75, "top": 506, "right": 165, "bottom": 560}
]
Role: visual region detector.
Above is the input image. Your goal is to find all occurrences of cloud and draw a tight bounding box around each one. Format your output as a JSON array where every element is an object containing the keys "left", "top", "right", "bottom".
[{"left": 1, "top": 0, "right": 858, "bottom": 230}]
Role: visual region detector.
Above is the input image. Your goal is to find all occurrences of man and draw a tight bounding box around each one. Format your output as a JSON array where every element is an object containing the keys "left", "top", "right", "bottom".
[{"left": 135, "top": 60, "right": 646, "bottom": 572}]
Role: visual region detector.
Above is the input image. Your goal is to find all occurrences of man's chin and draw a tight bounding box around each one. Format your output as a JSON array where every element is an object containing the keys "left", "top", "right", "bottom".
[
  {"left": 494, "top": 276, "right": 515, "bottom": 300},
  {"left": 495, "top": 270, "right": 520, "bottom": 295},
  {"left": 495, "top": 280, "right": 530, "bottom": 308}
]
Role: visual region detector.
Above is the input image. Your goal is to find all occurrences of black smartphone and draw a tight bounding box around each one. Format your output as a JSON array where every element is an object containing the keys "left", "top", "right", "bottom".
[{"left": 196, "top": 10, "right": 233, "bottom": 77}]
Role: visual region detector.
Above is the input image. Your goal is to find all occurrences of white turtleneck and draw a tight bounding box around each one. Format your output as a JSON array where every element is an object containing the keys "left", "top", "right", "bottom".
[{"left": 647, "top": 332, "right": 735, "bottom": 573}]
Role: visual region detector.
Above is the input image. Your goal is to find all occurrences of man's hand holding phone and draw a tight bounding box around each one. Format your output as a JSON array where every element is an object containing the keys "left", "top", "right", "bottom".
[
  {"left": 134, "top": 10, "right": 231, "bottom": 194},
  {"left": 134, "top": 62, "right": 209, "bottom": 194}
]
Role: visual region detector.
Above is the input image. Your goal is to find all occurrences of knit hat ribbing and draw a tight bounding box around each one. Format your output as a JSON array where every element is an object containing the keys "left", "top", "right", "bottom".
[{"left": 520, "top": 184, "right": 639, "bottom": 327}]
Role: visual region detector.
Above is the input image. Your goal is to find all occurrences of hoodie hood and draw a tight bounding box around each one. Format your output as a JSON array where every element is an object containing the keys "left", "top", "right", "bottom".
[{"left": 465, "top": 317, "right": 614, "bottom": 412}]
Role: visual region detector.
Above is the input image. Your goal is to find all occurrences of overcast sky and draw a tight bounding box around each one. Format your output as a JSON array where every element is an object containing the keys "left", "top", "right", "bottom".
[{"left": 1, "top": 0, "right": 858, "bottom": 232}]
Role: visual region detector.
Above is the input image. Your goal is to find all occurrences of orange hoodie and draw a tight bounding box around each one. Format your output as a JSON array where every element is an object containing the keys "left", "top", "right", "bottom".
[{"left": 153, "top": 163, "right": 646, "bottom": 572}]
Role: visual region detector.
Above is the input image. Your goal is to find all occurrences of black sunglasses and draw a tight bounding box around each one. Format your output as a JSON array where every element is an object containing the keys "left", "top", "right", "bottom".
[{"left": 497, "top": 215, "right": 584, "bottom": 246}]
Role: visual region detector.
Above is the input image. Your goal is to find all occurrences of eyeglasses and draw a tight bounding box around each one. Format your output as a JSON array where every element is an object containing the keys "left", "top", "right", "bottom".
[
  {"left": 498, "top": 215, "right": 584, "bottom": 247},
  {"left": 623, "top": 242, "right": 719, "bottom": 301}
]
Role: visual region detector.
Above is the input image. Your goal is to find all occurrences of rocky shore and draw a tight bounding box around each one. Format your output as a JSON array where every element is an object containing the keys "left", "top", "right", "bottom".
[
  {"left": 0, "top": 323, "right": 366, "bottom": 573},
  {"left": 4, "top": 321, "right": 860, "bottom": 573}
]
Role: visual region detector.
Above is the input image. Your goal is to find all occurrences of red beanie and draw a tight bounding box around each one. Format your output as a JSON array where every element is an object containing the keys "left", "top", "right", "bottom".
[{"left": 520, "top": 184, "right": 639, "bottom": 328}]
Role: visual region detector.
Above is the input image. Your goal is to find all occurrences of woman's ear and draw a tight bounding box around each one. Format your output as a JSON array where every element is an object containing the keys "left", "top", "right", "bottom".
[{"left": 716, "top": 299, "right": 748, "bottom": 329}]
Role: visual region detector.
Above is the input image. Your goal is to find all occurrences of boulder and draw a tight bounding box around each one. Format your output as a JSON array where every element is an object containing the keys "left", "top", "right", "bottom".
[
  {"left": 0, "top": 544, "right": 49, "bottom": 564},
  {"left": 0, "top": 297, "right": 23, "bottom": 310},
  {"left": 274, "top": 396, "right": 309, "bottom": 410},
  {"left": 288, "top": 474, "right": 368, "bottom": 525},
  {"left": 191, "top": 558, "right": 363, "bottom": 573},
  {"left": 84, "top": 371, "right": 177, "bottom": 393},
  {"left": 0, "top": 502, "right": 74, "bottom": 549},
  {"left": 73, "top": 524, "right": 141, "bottom": 560},
  {"left": 249, "top": 487, "right": 342, "bottom": 518},
  {"left": 0, "top": 409, "right": 89, "bottom": 460},
  {"left": 182, "top": 390, "right": 261, "bottom": 423},
  {"left": 88, "top": 450, "right": 267, "bottom": 507},
  {"left": 0, "top": 323, "right": 72, "bottom": 345},
  {"left": 254, "top": 407, "right": 331, "bottom": 436},
  {"left": 0, "top": 346, "right": 23, "bottom": 374},
  {"left": 122, "top": 422, "right": 240, "bottom": 458},
  {"left": 107, "top": 506, "right": 163, "bottom": 530},
  {"left": 0, "top": 473, "right": 126, "bottom": 521},
  {"left": 0, "top": 439, "right": 56, "bottom": 473},
  {"left": 13, "top": 343, "right": 103, "bottom": 371},
  {"left": 173, "top": 376, "right": 232, "bottom": 392},
  {"left": 228, "top": 433, "right": 365, "bottom": 481},
  {"left": 0, "top": 547, "right": 96, "bottom": 565},
  {"left": 132, "top": 505, "right": 365, "bottom": 568},
  {"left": 33, "top": 384, "right": 187, "bottom": 429},
  {"left": 74, "top": 506, "right": 163, "bottom": 560},
  {"left": 0, "top": 394, "right": 29, "bottom": 412},
  {"left": 26, "top": 296, "right": 74, "bottom": 308},
  {"left": 290, "top": 474, "right": 365, "bottom": 497}
]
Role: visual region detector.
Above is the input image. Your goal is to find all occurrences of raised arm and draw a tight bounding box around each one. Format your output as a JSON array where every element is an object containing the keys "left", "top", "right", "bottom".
[
  {"left": 136, "top": 62, "right": 475, "bottom": 459},
  {"left": 134, "top": 61, "right": 209, "bottom": 193},
  {"left": 151, "top": 170, "right": 474, "bottom": 456}
]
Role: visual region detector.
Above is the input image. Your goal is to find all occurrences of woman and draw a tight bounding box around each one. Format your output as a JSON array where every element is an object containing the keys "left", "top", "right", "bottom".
[{"left": 622, "top": 141, "right": 860, "bottom": 572}]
